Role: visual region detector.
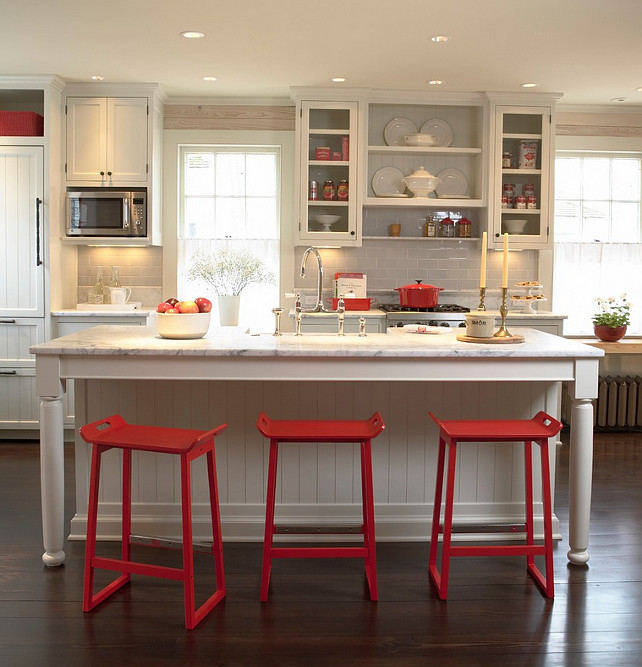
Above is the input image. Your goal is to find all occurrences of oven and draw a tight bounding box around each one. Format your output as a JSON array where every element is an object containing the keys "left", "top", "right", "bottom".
[{"left": 380, "top": 304, "right": 470, "bottom": 329}]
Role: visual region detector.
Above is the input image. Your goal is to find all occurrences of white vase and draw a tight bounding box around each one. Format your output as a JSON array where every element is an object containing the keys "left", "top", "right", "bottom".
[{"left": 217, "top": 295, "right": 241, "bottom": 326}]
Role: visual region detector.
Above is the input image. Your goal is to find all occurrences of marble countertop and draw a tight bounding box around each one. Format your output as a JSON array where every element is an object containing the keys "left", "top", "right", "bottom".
[
  {"left": 296, "top": 309, "right": 566, "bottom": 320},
  {"left": 51, "top": 308, "right": 154, "bottom": 317},
  {"left": 31, "top": 325, "right": 603, "bottom": 360}
]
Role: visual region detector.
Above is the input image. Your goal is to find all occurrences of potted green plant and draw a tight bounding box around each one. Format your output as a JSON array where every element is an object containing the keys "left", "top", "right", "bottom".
[
  {"left": 187, "top": 248, "right": 276, "bottom": 326},
  {"left": 592, "top": 294, "right": 631, "bottom": 342}
]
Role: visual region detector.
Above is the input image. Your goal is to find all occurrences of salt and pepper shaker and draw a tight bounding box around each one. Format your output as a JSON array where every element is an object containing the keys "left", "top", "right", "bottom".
[
  {"left": 336, "top": 295, "right": 345, "bottom": 336},
  {"left": 359, "top": 316, "right": 367, "bottom": 337},
  {"left": 271, "top": 307, "right": 283, "bottom": 336},
  {"left": 294, "top": 293, "right": 303, "bottom": 336}
]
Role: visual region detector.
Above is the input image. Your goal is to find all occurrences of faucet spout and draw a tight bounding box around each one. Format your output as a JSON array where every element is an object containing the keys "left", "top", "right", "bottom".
[{"left": 299, "top": 247, "right": 325, "bottom": 312}]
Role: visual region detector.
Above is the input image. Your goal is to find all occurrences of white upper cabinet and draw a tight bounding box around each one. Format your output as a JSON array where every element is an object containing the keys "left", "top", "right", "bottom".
[
  {"left": 293, "top": 94, "right": 362, "bottom": 246},
  {"left": 65, "top": 96, "right": 148, "bottom": 184},
  {"left": 488, "top": 94, "right": 560, "bottom": 249}
]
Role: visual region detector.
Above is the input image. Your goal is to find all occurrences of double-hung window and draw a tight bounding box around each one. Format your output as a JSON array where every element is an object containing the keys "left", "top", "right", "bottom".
[
  {"left": 553, "top": 152, "right": 642, "bottom": 335},
  {"left": 177, "top": 144, "right": 280, "bottom": 331}
]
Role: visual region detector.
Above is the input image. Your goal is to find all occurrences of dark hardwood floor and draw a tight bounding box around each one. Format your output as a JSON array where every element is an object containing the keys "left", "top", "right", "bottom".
[{"left": 1, "top": 431, "right": 641, "bottom": 666}]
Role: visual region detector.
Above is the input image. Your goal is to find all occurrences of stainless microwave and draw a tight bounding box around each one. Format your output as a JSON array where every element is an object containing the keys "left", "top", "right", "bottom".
[{"left": 66, "top": 189, "right": 147, "bottom": 237}]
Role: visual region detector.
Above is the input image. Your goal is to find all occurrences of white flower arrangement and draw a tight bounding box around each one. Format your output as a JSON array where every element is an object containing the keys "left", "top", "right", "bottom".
[
  {"left": 186, "top": 248, "right": 276, "bottom": 297},
  {"left": 592, "top": 294, "right": 631, "bottom": 328}
]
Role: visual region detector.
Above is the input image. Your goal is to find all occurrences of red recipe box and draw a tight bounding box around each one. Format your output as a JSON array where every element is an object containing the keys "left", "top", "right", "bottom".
[
  {"left": 0, "top": 111, "right": 44, "bottom": 136},
  {"left": 315, "top": 146, "right": 331, "bottom": 160}
]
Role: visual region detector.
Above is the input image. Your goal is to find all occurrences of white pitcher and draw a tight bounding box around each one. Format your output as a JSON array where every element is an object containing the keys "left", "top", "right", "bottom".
[{"left": 109, "top": 286, "right": 132, "bottom": 305}]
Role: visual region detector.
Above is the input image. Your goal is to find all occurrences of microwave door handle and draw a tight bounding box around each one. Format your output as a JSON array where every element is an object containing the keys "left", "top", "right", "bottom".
[
  {"left": 123, "top": 198, "right": 130, "bottom": 230},
  {"left": 35, "top": 197, "right": 43, "bottom": 267}
]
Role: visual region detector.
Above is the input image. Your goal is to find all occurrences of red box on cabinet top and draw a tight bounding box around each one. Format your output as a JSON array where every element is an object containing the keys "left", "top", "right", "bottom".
[{"left": 0, "top": 111, "right": 44, "bottom": 136}]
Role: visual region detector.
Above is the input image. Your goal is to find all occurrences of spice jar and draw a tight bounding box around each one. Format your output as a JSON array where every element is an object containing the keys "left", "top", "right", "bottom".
[
  {"left": 457, "top": 217, "right": 471, "bottom": 238},
  {"left": 440, "top": 217, "right": 456, "bottom": 238},
  {"left": 423, "top": 214, "right": 437, "bottom": 237},
  {"left": 502, "top": 152, "right": 512, "bottom": 168}
]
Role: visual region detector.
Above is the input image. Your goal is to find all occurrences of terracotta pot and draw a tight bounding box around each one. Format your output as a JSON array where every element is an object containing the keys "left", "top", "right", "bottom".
[
  {"left": 594, "top": 324, "right": 627, "bottom": 342},
  {"left": 395, "top": 281, "right": 444, "bottom": 308}
]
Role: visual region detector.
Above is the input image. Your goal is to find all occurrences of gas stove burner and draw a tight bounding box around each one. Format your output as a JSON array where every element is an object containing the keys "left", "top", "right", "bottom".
[{"left": 380, "top": 303, "right": 470, "bottom": 314}]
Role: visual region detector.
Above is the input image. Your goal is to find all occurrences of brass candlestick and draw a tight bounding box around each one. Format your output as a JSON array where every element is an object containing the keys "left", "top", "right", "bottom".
[
  {"left": 477, "top": 287, "right": 486, "bottom": 311},
  {"left": 493, "top": 287, "right": 512, "bottom": 338}
]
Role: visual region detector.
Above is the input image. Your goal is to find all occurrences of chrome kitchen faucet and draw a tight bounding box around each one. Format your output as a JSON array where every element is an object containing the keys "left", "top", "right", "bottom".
[{"left": 299, "top": 247, "right": 326, "bottom": 312}]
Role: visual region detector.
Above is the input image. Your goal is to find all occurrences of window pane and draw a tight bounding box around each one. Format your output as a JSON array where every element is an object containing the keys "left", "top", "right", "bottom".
[
  {"left": 247, "top": 198, "right": 277, "bottom": 239},
  {"left": 555, "top": 158, "right": 581, "bottom": 198},
  {"left": 582, "top": 158, "right": 610, "bottom": 200},
  {"left": 184, "top": 198, "right": 214, "bottom": 238},
  {"left": 216, "top": 153, "right": 246, "bottom": 196},
  {"left": 184, "top": 153, "right": 215, "bottom": 196},
  {"left": 612, "top": 159, "right": 640, "bottom": 200},
  {"left": 612, "top": 202, "right": 640, "bottom": 242},
  {"left": 216, "top": 197, "right": 246, "bottom": 237},
  {"left": 581, "top": 201, "right": 609, "bottom": 242},
  {"left": 246, "top": 154, "right": 276, "bottom": 196}
]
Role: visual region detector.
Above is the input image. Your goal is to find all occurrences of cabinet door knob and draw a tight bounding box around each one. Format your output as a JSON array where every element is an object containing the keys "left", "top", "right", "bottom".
[
  {"left": 100, "top": 171, "right": 105, "bottom": 176},
  {"left": 107, "top": 171, "right": 112, "bottom": 176}
]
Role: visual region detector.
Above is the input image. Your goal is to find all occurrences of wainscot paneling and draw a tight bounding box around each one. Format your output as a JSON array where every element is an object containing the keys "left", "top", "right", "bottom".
[
  {"left": 163, "top": 105, "right": 295, "bottom": 131},
  {"left": 70, "top": 379, "right": 562, "bottom": 543}
]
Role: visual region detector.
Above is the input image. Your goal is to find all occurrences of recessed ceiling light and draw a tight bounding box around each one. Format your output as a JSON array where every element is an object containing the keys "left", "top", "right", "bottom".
[
  {"left": 202, "top": 76, "right": 217, "bottom": 82},
  {"left": 89, "top": 75, "right": 104, "bottom": 81},
  {"left": 180, "top": 31, "right": 204, "bottom": 39},
  {"left": 521, "top": 82, "right": 538, "bottom": 88},
  {"left": 610, "top": 97, "right": 628, "bottom": 103},
  {"left": 332, "top": 77, "right": 346, "bottom": 83},
  {"left": 427, "top": 80, "right": 443, "bottom": 85},
  {"left": 636, "top": 87, "right": 642, "bottom": 93},
  {"left": 431, "top": 35, "right": 450, "bottom": 43}
]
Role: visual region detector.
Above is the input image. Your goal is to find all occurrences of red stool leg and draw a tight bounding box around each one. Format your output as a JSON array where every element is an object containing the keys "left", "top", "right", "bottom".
[
  {"left": 83, "top": 444, "right": 102, "bottom": 612},
  {"left": 531, "top": 439, "right": 555, "bottom": 598},
  {"left": 121, "top": 449, "right": 132, "bottom": 564},
  {"left": 428, "top": 434, "right": 446, "bottom": 589},
  {"left": 524, "top": 440, "right": 535, "bottom": 566},
  {"left": 437, "top": 439, "right": 458, "bottom": 600},
  {"left": 180, "top": 452, "right": 197, "bottom": 629},
  {"left": 206, "top": 445, "right": 226, "bottom": 597},
  {"left": 360, "top": 439, "right": 377, "bottom": 601},
  {"left": 260, "top": 439, "right": 279, "bottom": 601}
]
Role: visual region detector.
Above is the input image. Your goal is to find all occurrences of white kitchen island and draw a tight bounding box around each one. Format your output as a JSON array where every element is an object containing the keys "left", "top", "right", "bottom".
[{"left": 32, "top": 326, "right": 603, "bottom": 568}]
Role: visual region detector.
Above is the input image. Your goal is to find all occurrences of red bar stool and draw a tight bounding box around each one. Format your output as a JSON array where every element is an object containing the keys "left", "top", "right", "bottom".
[
  {"left": 428, "top": 411, "right": 562, "bottom": 600},
  {"left": 79, "top": 415, "right": 227, "bottom": 629},
  {"left": 256, "top": 412, "right": 385, "bottom": 602}
]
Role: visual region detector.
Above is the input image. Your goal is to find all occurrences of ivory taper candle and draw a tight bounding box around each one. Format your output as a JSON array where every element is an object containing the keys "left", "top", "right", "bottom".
[
  {"left": 502, "top": 233, "right": 509, "bottom": 288},
  {"left": 480, "top": 231, "right": 487, "bottom": 288}
]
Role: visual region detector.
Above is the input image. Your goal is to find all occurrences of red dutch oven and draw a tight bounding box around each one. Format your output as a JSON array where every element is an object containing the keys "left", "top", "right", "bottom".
[{"left": 395, "top": 281, "right": 444, "bottom": 308}]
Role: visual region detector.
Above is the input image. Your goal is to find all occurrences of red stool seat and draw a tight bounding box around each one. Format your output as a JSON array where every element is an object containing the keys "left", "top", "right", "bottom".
[
  {"left": 428, "top": 411, "right": 562, "bottom": 600},
  {"left": 256, "top": 412, "right": 385, "bottom": 601},
  {"left": 79, "top": 415, "right": 227, "bottom": 629}
]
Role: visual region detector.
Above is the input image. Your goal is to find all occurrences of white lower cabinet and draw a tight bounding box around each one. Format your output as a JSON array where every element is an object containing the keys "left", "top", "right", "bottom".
[{"left": 0, "top": 318, "right": 44, "bottom": 430}]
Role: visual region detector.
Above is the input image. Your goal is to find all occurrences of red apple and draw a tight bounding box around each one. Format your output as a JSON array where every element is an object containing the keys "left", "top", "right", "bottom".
[
  {"left": 178, "top": 300, "right": 199, "bottom": 314},
  {"left": 165, "top": 297, "right": 179, "bottom": 307},
  {"left": 165, "top": 307, "right": 181, "bottom": 314},
  {"left": 156, "top": 302, "right": 173, "bottom": 313},
  {"left": 195, "top": 297, "right": 212, "bottom": 313}
]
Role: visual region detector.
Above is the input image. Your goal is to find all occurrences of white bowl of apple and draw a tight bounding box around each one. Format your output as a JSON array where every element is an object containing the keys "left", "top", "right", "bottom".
[{"left": 155, "top": 297, "right": 212, "bottom": 339}]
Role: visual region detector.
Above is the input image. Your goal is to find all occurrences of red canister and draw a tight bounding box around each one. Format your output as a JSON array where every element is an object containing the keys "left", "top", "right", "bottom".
[{"left": 322, "top": 180, "right": 335, "bottom": 201}]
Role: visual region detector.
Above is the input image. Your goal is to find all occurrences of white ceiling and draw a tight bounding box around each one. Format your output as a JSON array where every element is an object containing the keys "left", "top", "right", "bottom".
[{"left": 3, "top": 0, "right": 642, "bottom": 107}]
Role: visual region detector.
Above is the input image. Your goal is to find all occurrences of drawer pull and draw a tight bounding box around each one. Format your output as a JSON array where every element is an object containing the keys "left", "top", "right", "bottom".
[
  {"left": 0, "top": 319, "right": 17, "bottom": 324},
  {"left": 0, "top": 370, "right": 18, "bottom": 375}
]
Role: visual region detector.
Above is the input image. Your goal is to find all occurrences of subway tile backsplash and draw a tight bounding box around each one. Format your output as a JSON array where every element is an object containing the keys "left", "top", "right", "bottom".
[{"left": 78, "top": 246, "right": 163, "bottom": 306}]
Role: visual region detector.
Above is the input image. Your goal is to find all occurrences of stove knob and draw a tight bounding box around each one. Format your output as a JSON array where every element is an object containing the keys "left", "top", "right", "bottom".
[
  {"left": 428, "top": 320, "right": 439, "bottom": 327},
  {"left": 458, "top": 322, "right": 466, "bottom": 328},
  {"left": 439, "top": 322, "right": 450, "bottom": 328},
  {"left": 395, "top": 322, "right": 404, "bottom": 328}
]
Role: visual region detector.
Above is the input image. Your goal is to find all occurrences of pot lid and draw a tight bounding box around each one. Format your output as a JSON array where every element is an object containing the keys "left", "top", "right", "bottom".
[
  {"left": 403, "top": 166, "right": 437, "bottom": 179},
  {"left": 395, "top": 280, "right": 444, "bottom": 291}
]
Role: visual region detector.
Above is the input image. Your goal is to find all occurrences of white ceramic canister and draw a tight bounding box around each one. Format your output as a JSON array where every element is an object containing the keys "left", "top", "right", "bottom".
[{"left": 465, "top": 312, "right": 496, "bottom": 338}]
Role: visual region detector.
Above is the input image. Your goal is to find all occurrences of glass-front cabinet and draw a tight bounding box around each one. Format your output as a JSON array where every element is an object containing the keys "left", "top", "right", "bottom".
[
  {"left": 294, "top": 97, "right": 361, "bottom": 245},
  {"left": 489, "top": 98, "right": 559, "bottom": 249}
]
